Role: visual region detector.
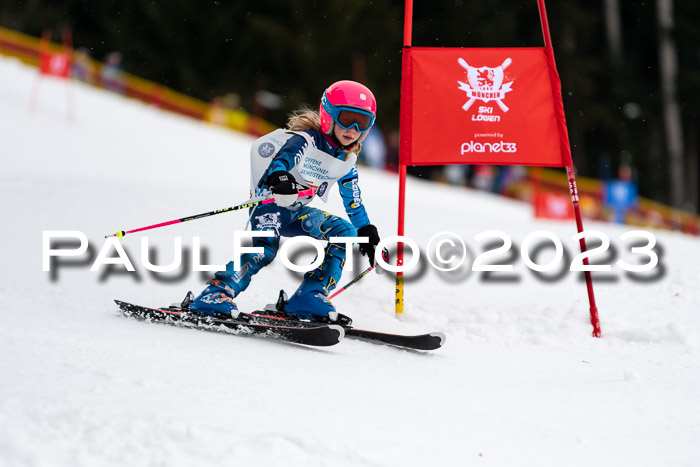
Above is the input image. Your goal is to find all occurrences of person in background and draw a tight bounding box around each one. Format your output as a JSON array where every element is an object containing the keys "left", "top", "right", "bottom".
[
  {"left": 71, "top": 47, "right": 94, "bottom": 84},
  {"left": 359, "top": 124, "right": 387, "bottom": 170},
  {"left": 100, "top": 51, "right": 125, "bottom": 93}
]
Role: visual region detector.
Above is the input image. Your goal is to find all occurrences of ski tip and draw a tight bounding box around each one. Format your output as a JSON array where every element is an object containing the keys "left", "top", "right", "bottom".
[
  {"left": 429, "top": 332, "right": 447, "bottom": 347},
  {"left": 329, "top": 324, "right": 345, "bottom": 343}
]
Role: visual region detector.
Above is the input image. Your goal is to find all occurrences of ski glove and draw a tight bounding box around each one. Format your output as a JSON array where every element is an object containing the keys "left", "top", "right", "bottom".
[
  {"left": 358, "top": 224, "right": 380, "bottom": 267},
  {"left": 267, "top": 171, "right": 299, "bottom": 207}
]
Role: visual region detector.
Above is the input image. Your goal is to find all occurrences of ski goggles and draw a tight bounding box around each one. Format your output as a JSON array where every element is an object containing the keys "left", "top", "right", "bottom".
[{"left": 334, "top": 108, "right": 375, "bottom": 133}]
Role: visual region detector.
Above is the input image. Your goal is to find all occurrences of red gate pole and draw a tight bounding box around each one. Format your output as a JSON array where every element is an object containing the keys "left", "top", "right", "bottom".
[
  {"left": 28, "top": 30, "right": 52, "bottom": 112},
  {"left": 396, "top": 0, "right": 414, "bottom": 320},
  {"left": 537, "top": 0, "right": 601, "bottom": 337},
  {"left": 62, "top": 28, "right": 75, "bottom": 121}
]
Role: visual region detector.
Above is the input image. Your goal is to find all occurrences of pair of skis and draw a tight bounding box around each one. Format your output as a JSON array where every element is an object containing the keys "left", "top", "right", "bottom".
[
  {"left": 115, "top": 300, "right": 445, "bottom": 351},
  {"left": 108, "top": 194, "right": 444, "bottom": 350}
]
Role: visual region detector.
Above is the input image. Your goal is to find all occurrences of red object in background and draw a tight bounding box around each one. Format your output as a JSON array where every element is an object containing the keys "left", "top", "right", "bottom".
[
  {"left": 38, "top": 51, "right": 71, "bottom": 78},
  {"left": 534, "top": 190, "right": 574, "bottom": 219},
  {"left": 29, "top": 28, "right": 74, "bottom": 119},
  {"left": 38, "top": 29, "right": 72, "bottom": 78},
  {"left": 401, "top": 47, "right": 572, "bottom": 168}
]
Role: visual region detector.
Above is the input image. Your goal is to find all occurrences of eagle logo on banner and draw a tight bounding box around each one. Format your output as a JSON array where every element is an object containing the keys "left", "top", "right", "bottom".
[{"left": 457, "top": 57, "right": 513, "bottom": 112}]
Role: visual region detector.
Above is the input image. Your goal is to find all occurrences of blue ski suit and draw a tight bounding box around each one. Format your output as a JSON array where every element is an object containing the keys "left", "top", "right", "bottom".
[{"left": 213, "top": 128, "right": 371, "bottom": 298}]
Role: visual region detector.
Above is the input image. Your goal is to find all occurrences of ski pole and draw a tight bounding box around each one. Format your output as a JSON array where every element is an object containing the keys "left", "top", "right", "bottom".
[
  {"left": 329, "top": 266, "right": 374, "bottom": 300},
  {"left": 329, "top": 248, "right": 389, "bottom": 300},
  {"left": 106, "top": 188, "right": 315, "bottom": 239}
]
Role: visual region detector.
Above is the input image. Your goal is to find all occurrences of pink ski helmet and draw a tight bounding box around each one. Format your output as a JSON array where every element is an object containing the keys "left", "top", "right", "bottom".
[{"left": 320, "top": 80, "right": 377, "bottom": 143}]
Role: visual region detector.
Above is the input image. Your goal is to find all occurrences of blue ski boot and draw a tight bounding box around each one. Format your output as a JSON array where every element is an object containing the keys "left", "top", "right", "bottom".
[
  {"left": 284, "top": 278, "right": 338, "bottom": 323},
  {"left": 189, "top": 280, "right": 239, "bottom": 318}
]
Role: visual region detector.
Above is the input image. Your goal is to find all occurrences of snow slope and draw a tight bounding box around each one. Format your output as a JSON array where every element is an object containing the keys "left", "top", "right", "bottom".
[{"left": 1, "top": 55, "right": 699, "bottom": 467}]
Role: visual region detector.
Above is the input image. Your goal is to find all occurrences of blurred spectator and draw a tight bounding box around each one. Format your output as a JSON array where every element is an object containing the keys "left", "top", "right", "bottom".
[
  {"left": 604, "top": 178, "right": 639, "bottom": 224},
  {"left": 494, "top": 166, "right": 527, "bottom": 194},
  {"left": 359, "top": 125, "right": 387, "bottom": 169},
  {"left": 207, "top": 92, "right": 254, "bottom": 132},
  {"left": 444, "top": 164, "right": 467, "bottom": 186},
  {"left": 100, "top": 51, "right": 125, "bottom": 93},
  {"left": 207, "top": 96, "right": 229, "bottom": 126},
  {"left": 71, "top": 47, "right": 94, "bottom": 84},
  {"left": 384, "top": 129, "right": 400, "bottom": 172},
  {"left": 223, "top": 92, "right": 241, "bottom": 110},
  {"left": 471, "top": 165, "right": 496, "bottom": 191},
  {"left": 253, "top": 89, "right": 282, "bottom": 120},
  {"left": 222, "top": 93, "right": 251, "bottom": 132},
  {"left": 498, "top": 165, "right": 527, "bottom": 197}
]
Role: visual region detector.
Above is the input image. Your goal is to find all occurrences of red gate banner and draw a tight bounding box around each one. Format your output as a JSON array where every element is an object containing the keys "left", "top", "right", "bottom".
[
  {"left": 533, "top": 189, "right": 575, "bottom": 219},
  {"left": 400, "top": 47, "right": 572, "bottom": 167},
  {"left": 38, "top": 51, "right": 71, "bottom": 78},
  {"left": 38, "top": 31, "right": 71, "bottom": 79}
]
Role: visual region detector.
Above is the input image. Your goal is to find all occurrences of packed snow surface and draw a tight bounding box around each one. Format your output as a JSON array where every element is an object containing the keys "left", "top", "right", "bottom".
[{"left": 1, "top": 56, "right": 699, "bottom": 466}]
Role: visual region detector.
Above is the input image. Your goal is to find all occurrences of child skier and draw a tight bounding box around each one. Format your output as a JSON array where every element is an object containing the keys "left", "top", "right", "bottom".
[{"left": 189, "top": 80, "right": 381, "bottom": 322}]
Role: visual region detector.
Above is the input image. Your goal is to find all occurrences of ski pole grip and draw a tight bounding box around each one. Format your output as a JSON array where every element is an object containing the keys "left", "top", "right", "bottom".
[{"left": 261, "top": 188, "right": 315, "bottom": 206}]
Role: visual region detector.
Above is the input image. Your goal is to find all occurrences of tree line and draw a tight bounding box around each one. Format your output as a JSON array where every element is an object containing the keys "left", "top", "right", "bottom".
[{"left": 1, "top": 0, "right": 697, "bottom": 212}]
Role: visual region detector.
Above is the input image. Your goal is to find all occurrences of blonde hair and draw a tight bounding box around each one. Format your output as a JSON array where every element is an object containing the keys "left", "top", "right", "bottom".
[
  {"left": 286, "top": 108, "right": 362, "bottom": 154},
  {"left": 287, "top": 109, "right": 321, "bottom": 131}
]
